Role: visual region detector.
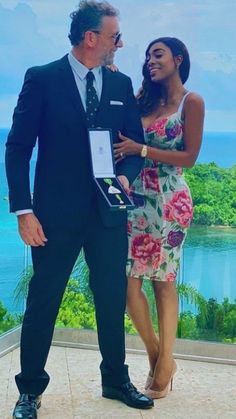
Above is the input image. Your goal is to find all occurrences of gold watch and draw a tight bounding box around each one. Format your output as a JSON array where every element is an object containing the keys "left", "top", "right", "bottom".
[{"left": 141, "top": 145, "right": 148, "bottom": 157}]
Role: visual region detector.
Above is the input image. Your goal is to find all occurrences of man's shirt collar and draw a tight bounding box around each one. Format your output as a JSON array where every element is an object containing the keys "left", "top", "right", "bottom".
[{"left": 68, "top": 51, "right": 102, "bottom": 83}]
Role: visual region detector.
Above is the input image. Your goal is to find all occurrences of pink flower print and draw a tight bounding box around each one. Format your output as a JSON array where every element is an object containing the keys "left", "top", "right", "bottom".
[
  {"left": 141, "top": 168, "right": 160, "bottom": 192},
  {"left": 164, "top": 189, "right": 193, "bottom": 228},
  {"left": 131, "top": 234, "right": 161, "bottom": 266},
  {"left": 136, "top": 216, "right": 149, "bottom": 230},
  {"left": 127, "top": 220, "right": 132, "bottom": 235},
  {"left": 165, "top": 272, "right": 176, "bottom": 282},
  {"left": 164, "top": 203, "right": 173, "bottom": 221},
  {"left": 160, "top": 252, "right": 166, "bottom": 264},
  {"left": 146, "top": 118, "right": 168, "bottom": 136},
  {"left": 152, "top": 257, "right": 161, "bottom": 270},
  {"left": 132, "top": 260, "right": 147, "bottom": 275}
]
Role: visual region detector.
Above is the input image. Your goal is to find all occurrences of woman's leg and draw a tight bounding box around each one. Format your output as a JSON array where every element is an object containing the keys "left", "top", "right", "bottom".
[
  {"left": 150, "top": 281, "right": 178, "bottom": 390},
  {"left": 127, "top": 277, "right": 159, "bottom": 376}
]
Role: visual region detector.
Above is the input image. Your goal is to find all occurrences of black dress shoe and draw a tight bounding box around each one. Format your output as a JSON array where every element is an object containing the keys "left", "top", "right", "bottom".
[
  {"left": 102, "top": 381, "right": 154, "bottom": 409},
  {"left": 12, "top": 394, "right": 42, "bottom": 419}
]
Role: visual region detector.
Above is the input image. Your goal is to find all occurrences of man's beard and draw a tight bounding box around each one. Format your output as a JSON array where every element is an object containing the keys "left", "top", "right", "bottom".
[{"left": 101, "top": 52, "right": 115, "bottom": 66}]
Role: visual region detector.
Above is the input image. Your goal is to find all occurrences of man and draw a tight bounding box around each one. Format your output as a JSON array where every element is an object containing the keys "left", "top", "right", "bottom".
[{"left": 5, "top": 1, "right": 154, "bottom": 418}]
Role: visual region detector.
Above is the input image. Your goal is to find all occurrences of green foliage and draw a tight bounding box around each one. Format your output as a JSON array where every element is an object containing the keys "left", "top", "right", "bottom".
[
  {"left": 71, "top": 251, "right": 94, "bottom": 304},
  {"left": 142, "top": 280, "right": 208, "bottom": 335},
  {"left": 8, "top": 253, "right": 140, "bottom": 334},
  {"left": 125, "top": 314, "right": 138, "bottom": 334},
  {"left": 179, "top": 297, "right": 236, "bottom": 343},
  {"left": 14, "top": 266, "right": 33, "bottom": 306},
  {"left": 177, "top": 283, "right": 207, "bottom": 321},
  {"left": 2, "top": 248, "right": 235, "bottom": 343},
  {"left": 177, "top": 311, "right": 200, "bottom": 339},
  {"left": 56, "top": 279, "right": 96, "bottom": 329},
  {"left": 136, "top": 279, "right": 236, "bottom": 344},
  {"left": 0, "top": 301, "right": 21, "bottom": 334},
  {"left": 142, "top": 280, "right": 158, "bottom": 331},
  {"left": 184, "top": 163, "right": 236, "bottom": 226}
]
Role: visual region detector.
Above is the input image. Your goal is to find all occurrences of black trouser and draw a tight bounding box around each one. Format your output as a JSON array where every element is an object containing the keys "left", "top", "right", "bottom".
[{"left": 15, "top": 208, "right": 129, "bottom": 396}]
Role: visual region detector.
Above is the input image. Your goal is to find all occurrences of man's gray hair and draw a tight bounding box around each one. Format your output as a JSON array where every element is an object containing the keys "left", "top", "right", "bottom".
[{"left": 68, "top": 0, "right": 119, "bottom": 46}]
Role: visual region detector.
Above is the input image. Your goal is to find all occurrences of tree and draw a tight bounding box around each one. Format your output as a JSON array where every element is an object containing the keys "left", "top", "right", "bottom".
[
  {"left": 0, "top": 301, "right": 20, "bottom": 334},
  {"left": 10, "top": 252, "right": 236, "bottom": 343},
  {"left": 185, "top": 163, "right": 236, "bottom": 226}
]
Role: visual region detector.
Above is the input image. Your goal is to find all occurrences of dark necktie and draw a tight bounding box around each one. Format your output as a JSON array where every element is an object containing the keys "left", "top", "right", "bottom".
[{"left": 86, "top": 70, "right": 99, "bottom": 128}]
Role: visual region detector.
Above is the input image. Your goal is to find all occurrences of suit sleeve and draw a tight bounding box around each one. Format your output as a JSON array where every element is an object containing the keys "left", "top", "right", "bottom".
[
  {"left": 116, "top": 77, "right": 144, "bottom": 184},
  {"left": 5, "top": 68, "right": 43, "bottom": 212}
]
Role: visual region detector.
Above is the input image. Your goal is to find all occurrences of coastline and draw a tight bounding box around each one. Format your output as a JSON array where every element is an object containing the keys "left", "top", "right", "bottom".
[{"left": 1, "top": 130, "right": 236, "bottom": 313}]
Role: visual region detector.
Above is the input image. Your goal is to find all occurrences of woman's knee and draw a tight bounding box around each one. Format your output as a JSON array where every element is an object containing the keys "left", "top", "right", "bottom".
[
  {"left": 127, "top": 277, "right": 142, "bottom": 303},
  {"left": 153, "top": 280, "right": 177, "bottom": 300}
]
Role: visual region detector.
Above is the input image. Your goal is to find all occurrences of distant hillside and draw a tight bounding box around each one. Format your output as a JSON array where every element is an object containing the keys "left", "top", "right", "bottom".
[{"left": 185, "top": 163, "right": 236, "bottom": 227}]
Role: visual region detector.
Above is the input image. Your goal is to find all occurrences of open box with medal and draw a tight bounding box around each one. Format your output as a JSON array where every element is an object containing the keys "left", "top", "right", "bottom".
[{"left": 88, "top": 128, "right": 135, "bottom": 210}]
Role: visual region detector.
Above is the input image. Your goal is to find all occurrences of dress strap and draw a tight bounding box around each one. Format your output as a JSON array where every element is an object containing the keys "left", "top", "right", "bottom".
[{"left": 177, "top": 91, "right": 191, "bottom": 116}]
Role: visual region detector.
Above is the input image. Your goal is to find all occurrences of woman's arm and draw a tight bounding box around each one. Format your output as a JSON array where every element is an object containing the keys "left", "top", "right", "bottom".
[{"left": 114, "top": 93, "right": 205, "bottom": 168}]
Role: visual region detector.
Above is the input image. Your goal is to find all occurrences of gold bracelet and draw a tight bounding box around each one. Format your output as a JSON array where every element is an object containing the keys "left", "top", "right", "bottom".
[{"left": 141, "top": 145, "right": 148, "bottom": 158}]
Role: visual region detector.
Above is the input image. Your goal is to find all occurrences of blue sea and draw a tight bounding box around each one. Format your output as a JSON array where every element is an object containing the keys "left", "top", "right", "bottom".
[{"left": 0, "top": 128, "right": 236, "bottom": 313}]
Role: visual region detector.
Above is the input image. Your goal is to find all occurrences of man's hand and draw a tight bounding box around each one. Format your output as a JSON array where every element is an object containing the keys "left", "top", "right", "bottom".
[
  {"left": 118, "top": 175, "right": 130, "bottom": 194},
  {"left": 17, "top": 213, "right": 48, "bottom": 247}
]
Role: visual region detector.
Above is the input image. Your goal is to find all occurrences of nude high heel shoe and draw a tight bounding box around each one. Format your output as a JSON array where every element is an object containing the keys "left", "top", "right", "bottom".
[
  {"left": 144, "top": 373, "right": 153, "bottom": 390},
  {"left": 144, "top": 361, "right": 177, "bottom": 400}
]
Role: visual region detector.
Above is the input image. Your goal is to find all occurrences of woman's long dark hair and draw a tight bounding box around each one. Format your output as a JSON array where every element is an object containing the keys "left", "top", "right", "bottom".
[{"left": 137, "top": 37, "right": 190, "bottom": 117}]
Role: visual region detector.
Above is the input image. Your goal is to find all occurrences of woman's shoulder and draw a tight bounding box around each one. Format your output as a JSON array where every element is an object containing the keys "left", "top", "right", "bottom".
[
  {"left": 184, "top": 91, "right": 204, "bottom": 106},
  {"left": 182, "top": 92, "right": 205, "bottom": 117}
]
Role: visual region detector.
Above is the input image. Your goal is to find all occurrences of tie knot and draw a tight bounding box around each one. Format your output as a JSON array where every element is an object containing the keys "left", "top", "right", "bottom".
[{"left": 86, "top": 70, "right": 95, "bottom": 83}]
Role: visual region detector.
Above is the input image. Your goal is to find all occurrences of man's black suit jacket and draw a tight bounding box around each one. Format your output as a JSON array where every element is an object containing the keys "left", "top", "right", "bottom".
[{"left": 5, "top": 55, "right": 144, "bottom": 229}]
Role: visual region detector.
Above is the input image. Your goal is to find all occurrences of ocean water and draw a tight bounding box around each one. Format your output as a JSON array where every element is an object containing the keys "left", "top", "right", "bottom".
[
  {"left": 1, "top": 128, "right": 236, "bottom": 166},
  {"left": 183, "top": 226, "right": 236, "bottom": 308},
  {"left": 0, "top": 128, "right": 236, "bottom": 313}
]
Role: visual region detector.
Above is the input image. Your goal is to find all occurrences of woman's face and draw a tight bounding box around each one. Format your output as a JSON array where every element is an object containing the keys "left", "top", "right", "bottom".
[{"left": 145, "top": 41, "right": 181, "bottom": 83}]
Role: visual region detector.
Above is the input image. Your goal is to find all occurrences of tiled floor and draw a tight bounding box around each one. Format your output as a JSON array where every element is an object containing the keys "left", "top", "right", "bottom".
[{"left": 0, "top": 346, "right": 235, "bottom": 418}]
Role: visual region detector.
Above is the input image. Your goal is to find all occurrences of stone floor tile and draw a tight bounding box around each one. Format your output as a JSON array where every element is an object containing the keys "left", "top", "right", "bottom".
[
  {"left": 72, "top": 397, "right": 143, "bottom": 418},
  {"left": 1, "top": 345, "right": 236, "bottom": 419}
]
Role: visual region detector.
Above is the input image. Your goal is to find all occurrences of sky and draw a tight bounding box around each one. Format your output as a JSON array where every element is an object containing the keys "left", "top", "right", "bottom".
[{"left": 0, "top": 0, "right": 236, "bottom": 132}]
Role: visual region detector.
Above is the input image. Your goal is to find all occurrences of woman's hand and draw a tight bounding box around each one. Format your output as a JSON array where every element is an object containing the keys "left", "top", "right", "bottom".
[
  {"left": 114, "top": 132, "right": 142, "bottom": 162},
  {"left": 117, "top": 175, "right": 130, "bottom": 193},
  {"left": 106, "top": 64, "right": 119, "bottom": 72}
]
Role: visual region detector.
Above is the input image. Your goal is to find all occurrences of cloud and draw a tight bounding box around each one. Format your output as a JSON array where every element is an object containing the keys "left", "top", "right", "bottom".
[
  {"left": 196, "top": 52, "right": 236, "bottom": 74},
  {"left": 0, "top": 2, "right": 68, "bottom": 92},
  {"left": 0, "top": 0, "right": 236, "bottom": 131}
]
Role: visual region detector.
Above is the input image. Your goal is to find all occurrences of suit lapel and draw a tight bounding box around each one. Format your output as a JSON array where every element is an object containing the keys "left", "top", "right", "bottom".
[{"left": 58, "top": 55, "right": 87, "bottom": 127}]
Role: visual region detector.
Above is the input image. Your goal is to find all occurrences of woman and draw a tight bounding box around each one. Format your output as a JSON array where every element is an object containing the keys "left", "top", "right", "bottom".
[{"left": 114, "top": 37, "right": 204, "bottom": 399}]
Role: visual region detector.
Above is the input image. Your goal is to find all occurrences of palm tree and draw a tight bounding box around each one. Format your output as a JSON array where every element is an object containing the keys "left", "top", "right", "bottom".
[
  {"left": 14, "top": 265, "right": 33, "bottom": 307},
  {"left": 14, "top": 251, "right": 207, "bottom": 335},
  {"left": 13, "top": 250, "right": 92, "bottom": 306},
  {"left": 141, "top": 280, "right": 207, "bottom": 333}
]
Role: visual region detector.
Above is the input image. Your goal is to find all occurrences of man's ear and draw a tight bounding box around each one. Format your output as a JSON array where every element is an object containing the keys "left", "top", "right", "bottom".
[
  {"left": 175, "top": 54, "right": 183, "bottom": 68},
  {"left": 84, "top": 30, "right": 97, "bottom": 47}
]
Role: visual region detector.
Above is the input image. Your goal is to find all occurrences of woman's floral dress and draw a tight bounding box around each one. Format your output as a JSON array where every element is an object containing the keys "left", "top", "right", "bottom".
[{"left": 127, "top": 94, "right": 193, "bottom": 282}]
